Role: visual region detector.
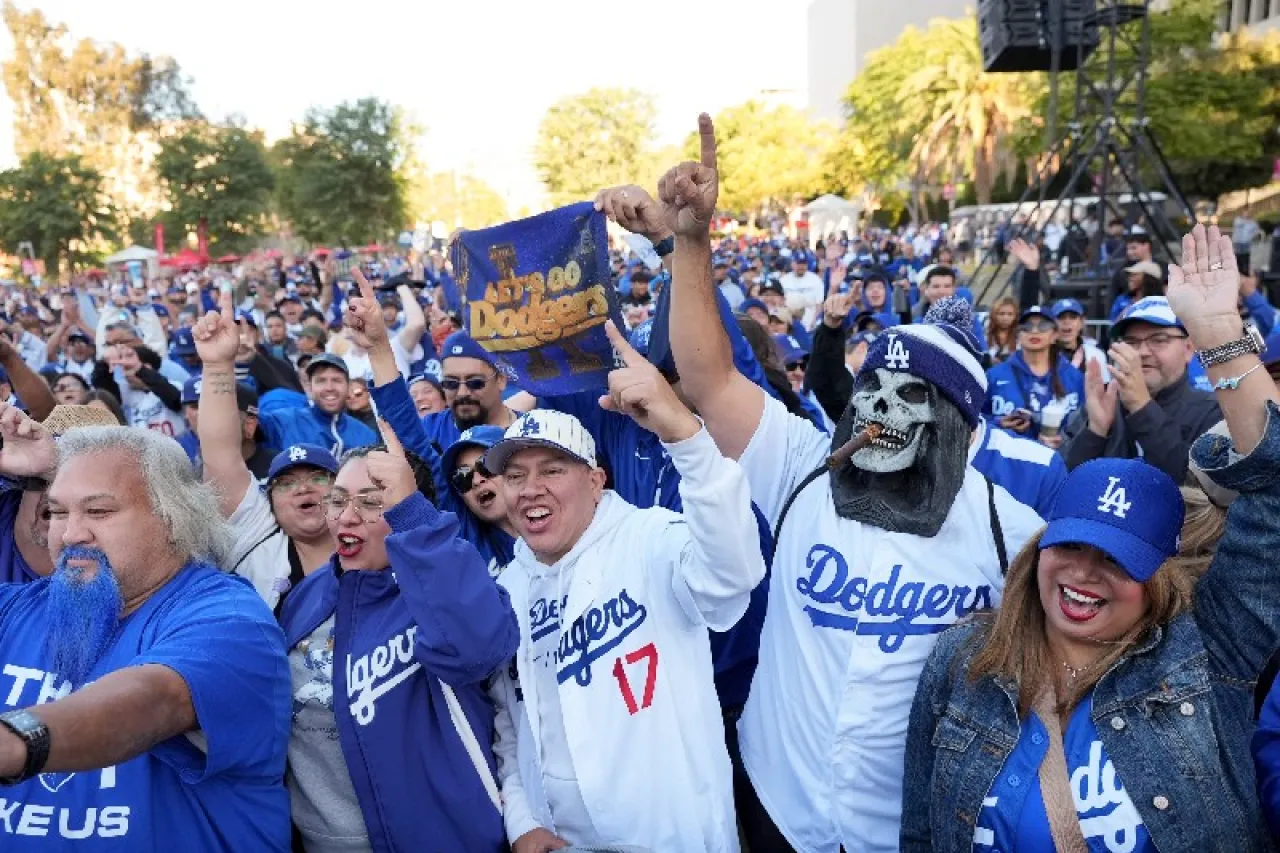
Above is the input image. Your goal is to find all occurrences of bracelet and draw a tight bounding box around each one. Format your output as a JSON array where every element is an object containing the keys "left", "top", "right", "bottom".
[{"left": 1211, "top": 361, "right": 1265, "bottom": 391}]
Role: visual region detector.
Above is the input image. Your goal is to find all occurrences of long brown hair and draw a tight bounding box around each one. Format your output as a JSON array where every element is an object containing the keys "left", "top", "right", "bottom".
[
  {"left": 966, "top": 531, "right": 1196, "bottom": 716},
  {"left": 987, "top": 296, "right": 1018, "bottom": 353}
]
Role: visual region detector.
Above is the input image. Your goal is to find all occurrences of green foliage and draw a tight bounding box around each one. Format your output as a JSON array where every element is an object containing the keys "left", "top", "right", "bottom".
[
  {"left": 272, "top": 98, "right": 410, "bottom": 246},
  {"left": 0, "top": 152, "right": 116, "bottom": 271},
  {"left": 535, "top": 88, "right": 657, "bottom": 207},
  {"left": 154, "top": 122, "right": 275, "bottom": 254},
  {"left": 410, "top": 170, "right": 509, "bottom": 229},
  {"left": 684, "top": 101, "right": 831, "bottom": 216}
]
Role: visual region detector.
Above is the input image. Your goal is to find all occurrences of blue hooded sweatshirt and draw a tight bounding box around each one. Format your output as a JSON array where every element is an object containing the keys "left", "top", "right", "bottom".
[
  {"left": 278, "top": 492, "right": 518, "bottom": 853},
  {"left": 258, "top": 403, "right": 377, "bottom": 457},
  {"left": 984, "top": 350, "right": 1085, "bottom": 436}
]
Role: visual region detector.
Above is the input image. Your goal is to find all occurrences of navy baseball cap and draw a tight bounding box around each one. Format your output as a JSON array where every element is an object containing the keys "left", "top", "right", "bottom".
[
  {"left": 171, "top": 328, "right": 197, "bottom": 355},
  {"left": 1041, "top": 458, "right": 1184, "bottom": 582},
  {"left": 740, "top": 298, "right": 768, "bottom": 315},
  {"left": 266, "top": 444, "right": 339, "bottom": 484},
  {"left": 1111, "top": 296, "right": 1185, "bottom": 339},
  {"left": 774, "top": 334, "right": 809, "bottom": 365},
  {"left": 67, "top": 329, "right": 92, "bottom": 344},
  {"left": 1050, "top": 298, "right": 1085, "bottom": 318},
  {"left": 441, "top": 425, "right": 506, "bottom": 482},
  {"left": 1019, "top": 305, "right": 1057, "bottom": 326},
  {"left": 440, "top": 331, "right": 492, "bottom": 365},
  {"left": 304, "top": 353, "right": 349, "bottom": 378}
]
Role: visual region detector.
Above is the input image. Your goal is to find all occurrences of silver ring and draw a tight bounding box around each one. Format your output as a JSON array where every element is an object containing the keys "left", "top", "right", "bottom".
[
  {"left": 619, "top": 191, "right": 629, "bottom": 199},
  {"left": 1209, "top": 261, "right": 1224, "bottom": 271}
]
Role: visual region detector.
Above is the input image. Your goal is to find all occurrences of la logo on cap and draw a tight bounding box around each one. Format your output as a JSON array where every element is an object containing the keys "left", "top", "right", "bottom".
[
  {"left": 1097, "top": 476, "right": 1132, "bottom": 519},
  {"left": 451, "top": 346, "right": 463, "bottom": 354},
  {"left": 288, "top": 446, "right": 308, "bottom": 463},
  {"left": 519, "top": 416, "right": 541, "bottom": 437},
  {"left": 886, "top": 334, "right": 910, "bottom": 370}
]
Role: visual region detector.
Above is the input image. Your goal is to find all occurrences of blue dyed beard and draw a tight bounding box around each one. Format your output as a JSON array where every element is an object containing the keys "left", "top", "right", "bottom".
[{"left": 44, "top": 546, "right": 123, "bottom": 687}]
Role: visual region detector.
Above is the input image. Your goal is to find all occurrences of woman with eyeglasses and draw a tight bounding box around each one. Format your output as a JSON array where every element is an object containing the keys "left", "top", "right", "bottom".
[
  {"left": 275, "top": 384, "right": 517, "bottom": 853},
  {"left": 983, "top": 306, "right": 1085, "bottom": 445},
  {"left": 902, "top": 223, "right": 1280, "bottom": 853}
]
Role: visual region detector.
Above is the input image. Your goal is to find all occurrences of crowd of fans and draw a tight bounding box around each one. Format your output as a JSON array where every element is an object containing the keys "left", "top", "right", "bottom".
[{"left": 0, "top": 112, "right": 1277, "bottom": 853}]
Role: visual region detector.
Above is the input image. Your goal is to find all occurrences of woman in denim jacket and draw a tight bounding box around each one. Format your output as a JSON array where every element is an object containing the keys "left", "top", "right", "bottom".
[{"left": 902, "top": 224, "right": 1280, "bottom": 853}]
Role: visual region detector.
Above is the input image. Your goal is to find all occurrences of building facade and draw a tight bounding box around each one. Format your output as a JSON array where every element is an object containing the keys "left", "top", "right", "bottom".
[{"left": 1222, "top": 0, "right": 1280, "bottom": 35}]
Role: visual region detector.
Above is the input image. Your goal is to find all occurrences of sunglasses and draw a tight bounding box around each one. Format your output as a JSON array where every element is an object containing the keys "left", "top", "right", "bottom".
[
  {"left": 270, "top": 470, "right": 333, "bottom": 494},
  {"left": 785, "top": 359, "right": 808, "bottom": 372},
  {"left": 1020, "top": 319, "right": 1056, "bottom": 333},
  {"left": 450, "top": 460, "right": 494, "bottom": 494},
  {"left": 441, "top": 375, "right": 494, "bottom": 393}
]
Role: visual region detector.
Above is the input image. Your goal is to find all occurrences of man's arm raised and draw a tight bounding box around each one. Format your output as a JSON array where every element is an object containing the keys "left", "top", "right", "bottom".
[{"left": 661, "top": 114, "right": 764, "bottom": 460}]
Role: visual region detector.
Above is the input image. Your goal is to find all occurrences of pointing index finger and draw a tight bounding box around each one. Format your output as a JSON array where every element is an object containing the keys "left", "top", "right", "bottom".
[
  {"left": 698, "top": 113, "right": 717, "bottom": 170},
  {"left": 604, "top": 320, "right": 643, "bottom": 367},
  {"left": 377, "top": 418, "right": 406, "bottom": 457},
  {"left": 351, "top": 266, "right": 376, "bottom": 302}
]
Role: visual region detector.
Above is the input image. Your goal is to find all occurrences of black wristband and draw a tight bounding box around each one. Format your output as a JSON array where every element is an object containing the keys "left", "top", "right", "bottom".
[
  {"left": 0, "top": 709, "right": 50, "bottom": 785},
  {"left": 652, "top": 235, "right": 675, "bottom": 258}
]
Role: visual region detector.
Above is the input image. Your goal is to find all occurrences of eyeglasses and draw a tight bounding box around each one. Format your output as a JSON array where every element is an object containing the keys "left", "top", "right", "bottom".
[
  {"left": 323, "top": 491, "right": 385, "bottom": 521},
  {"left": 271, "top": 471, "right": 333, "bottom": 493},
  {"left": 785, "top": 360, "right": 808, "bottom": 372},
  {"left": 450, "top": 461, "right": 494, "bottom": 495},
  {"left": 1020, "top": 319, "right": 1057, "bottom": 333},
  {"left": 441, "top": 374, "right": 495, "bottom": 393},
  {"left": 1118, "top": 332, "right": 1187, "bottom": 349}
]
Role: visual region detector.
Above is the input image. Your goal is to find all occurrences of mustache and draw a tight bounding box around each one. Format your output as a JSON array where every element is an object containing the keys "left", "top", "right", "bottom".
[{"left": 45, "top": 546, "right": 123, "bottom": 688}]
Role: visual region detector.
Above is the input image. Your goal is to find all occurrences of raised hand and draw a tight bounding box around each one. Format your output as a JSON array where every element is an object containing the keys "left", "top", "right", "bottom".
[
  {"left": 345, "top": 267, "right": 389, "bottom": 351},
  {"left": 599, "top": 321, "right": 701, "bottom": 443},
  {"left": 823, "top": 292, "right": 856, "bottom": 330},
  {"left": 1084, "top": 358, "right": 1119, "bottom": 438},
  {"left": 1008, "top": 238, "right": 1040, "bottom": 270},
  {"left": 0, "top": 402, "right": 56, "bottom": 479},
  {"left": 594, "top": 185, "right": 670, "bottom": 245},
  {"left": 1167, "top": 223, "right": 1243, "bottom": 348},
  {"left": 191, "top": 289, "right": 241, "bottom": 366},
  {"left": 655, "top": 113, "right": 719, "bottom": 240},
  {"left": 364, "top": 419, "right": 419, "bottom": 510}
]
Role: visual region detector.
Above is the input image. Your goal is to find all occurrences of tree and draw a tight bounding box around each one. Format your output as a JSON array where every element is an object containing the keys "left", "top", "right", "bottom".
[
  {"left": 535, "top": 88, "right": 657, "bottom": 206},
  {"left": 410, "top": 170, "right": 509, "bottom": 229},
  {"left": 0, "top": 152, "right": 116, "bottom": 272},
  {"left": 272, "top": 98, "right": 410, "bottom": 245},
  {"left": 1, "top": 2, "right": 200, "bottom": 232},
  {"left": 684, "top": 101, "right": 831, "bottom": 219},
  {"left": 154, "top": 122, "right": 275, "bottom": 254}
]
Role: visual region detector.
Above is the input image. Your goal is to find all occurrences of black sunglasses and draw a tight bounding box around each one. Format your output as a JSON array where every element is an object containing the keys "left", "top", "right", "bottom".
[
  {"left": 441, "top": 375, "right": 493, "bottom": 393},
  {"left": 786, "top": 359, "right": 808, "bottom": 372},
  {"left": 450, "top": 461, "right": 494, "bottom": 494}
]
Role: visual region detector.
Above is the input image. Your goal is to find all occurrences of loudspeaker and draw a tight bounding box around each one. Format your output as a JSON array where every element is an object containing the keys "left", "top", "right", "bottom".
[{"left": 980, "top": 0, "right": 1099, "bottom": 73}]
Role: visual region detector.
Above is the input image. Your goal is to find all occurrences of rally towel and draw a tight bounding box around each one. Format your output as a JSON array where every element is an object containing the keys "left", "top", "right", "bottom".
[{"left": 453, "top": 202, "right": 622, "bottom": 396}]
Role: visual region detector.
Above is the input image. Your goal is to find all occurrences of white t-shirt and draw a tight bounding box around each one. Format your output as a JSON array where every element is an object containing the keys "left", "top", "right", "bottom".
[
  {"left": 778, "top": 271, "right": 825, "bottom": 329},
  {"left": 226, "top": 482, "right": 292, "bottom": 610},
  {"left": 737, "top": 396, "right": 1043, "bottom": 853},
  {"left": 329, "top": 337, "right": 422, "bottom": 383},
  {"left": 119, "top": 384, "right": 187, "bottom": 439}
]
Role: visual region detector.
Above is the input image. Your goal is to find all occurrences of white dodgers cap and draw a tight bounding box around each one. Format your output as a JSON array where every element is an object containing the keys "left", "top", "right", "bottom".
[{"left": 483, "top": 411, "right": 598, "bottom": 474}]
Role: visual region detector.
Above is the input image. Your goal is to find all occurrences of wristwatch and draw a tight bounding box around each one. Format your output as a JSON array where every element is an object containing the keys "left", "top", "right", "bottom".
[
  {"left": 1197, "top": 322, "right": 1264, "bottom": 368},
  {"left": 0, "top": 709, "right": 50, "bottom": 785}
]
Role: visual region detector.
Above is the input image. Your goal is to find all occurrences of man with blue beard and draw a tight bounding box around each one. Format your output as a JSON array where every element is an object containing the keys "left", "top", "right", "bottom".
[{"left": 0, "top": 403, "right": 291, "bottom": 851}]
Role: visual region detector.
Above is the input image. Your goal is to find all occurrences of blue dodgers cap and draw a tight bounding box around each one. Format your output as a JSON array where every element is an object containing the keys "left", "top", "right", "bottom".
[
  {"left": 236, "top": 310, "right": 258, "bottom": 328},
  {"left": 440, "top": 331, "right": 493, "bottom": 365},
  {"left": 1051, "top": 298, "right": 1085, "bottom": 318},
  {"left": 628, "top": 319, "right": 654, "bottom": 358},
  {"left": 1041, "top": 458, "right": 1184, "bottom": 582},
  {"left": 171, "top": 328, "right": 197, "bottom": 355},
  {"left": 1111, "top": 296, "right": 1185, "bottom": 338},
  {"left": 774, "top": 333, "right": 809, "bottom": 365},
  {"left": 266, "top": 443, "right": 339, "bottom": 483},
  {"left": 181, "top": 377, "right": 201, "bottom": 405},
  {"left": 441, "top": 425, "right": 507, "bottom": 481},
  {"left": 740, "top": 297, "right": 768, "bottom": 315},
  {"left": 1019, "top": 305, "right": 1057, "bottom": 326}
]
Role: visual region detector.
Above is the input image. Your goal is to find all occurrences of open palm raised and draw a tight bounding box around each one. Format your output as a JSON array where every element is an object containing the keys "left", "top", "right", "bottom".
[{"left": 1166, "top": 224, "right": 1241, "bottom": 331}]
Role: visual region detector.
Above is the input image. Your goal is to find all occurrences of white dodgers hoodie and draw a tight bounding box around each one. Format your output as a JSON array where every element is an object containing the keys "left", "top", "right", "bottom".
[{"left": 490, "top": 427, "right": 764, "bottom": 853}]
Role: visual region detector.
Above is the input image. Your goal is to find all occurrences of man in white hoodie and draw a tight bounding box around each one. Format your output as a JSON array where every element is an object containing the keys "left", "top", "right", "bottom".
[{"left": 486, "top": 322, "right": 764, "bottom": 853}]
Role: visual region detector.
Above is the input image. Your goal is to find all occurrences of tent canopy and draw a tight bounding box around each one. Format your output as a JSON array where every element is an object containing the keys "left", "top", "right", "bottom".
[{"left": 104, "top": 245, "right": 158, "bottom": 265}]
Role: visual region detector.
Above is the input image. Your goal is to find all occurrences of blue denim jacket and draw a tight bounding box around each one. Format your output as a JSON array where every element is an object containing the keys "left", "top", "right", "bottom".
[{"left": 902, "top": 401, "right": 1280, "bottom": 853}]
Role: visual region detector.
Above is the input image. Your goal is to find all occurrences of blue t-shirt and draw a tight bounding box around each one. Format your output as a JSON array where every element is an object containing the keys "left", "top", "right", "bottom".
[
  {"left": 0, "top": 488, "right": 38, "bottom": 584},
  {"left": 975, "top": 699, "right": 1153, "bottom": 853},
  {"left": 0, "top": 564, "right": 291, "bottom": 850}
]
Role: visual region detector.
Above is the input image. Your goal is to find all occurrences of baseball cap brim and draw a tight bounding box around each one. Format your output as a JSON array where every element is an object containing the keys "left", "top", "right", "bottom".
[
  {"left": 484, "top": 437, "right": 593, "bottom": 475},
  {"left": 1111, "top": 314, "right": 1183, "bottom": 338},
  {"left": 442, "top": 436, "right": 498, "bottom": 479},
  {"left": 1041, "top": 516, "right": 1169, "bottom": 582}
]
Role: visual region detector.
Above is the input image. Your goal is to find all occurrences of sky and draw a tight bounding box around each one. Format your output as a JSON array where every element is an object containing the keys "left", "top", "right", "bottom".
[{"left": 0, "top": 0, "right": 810, "bottom": 213}]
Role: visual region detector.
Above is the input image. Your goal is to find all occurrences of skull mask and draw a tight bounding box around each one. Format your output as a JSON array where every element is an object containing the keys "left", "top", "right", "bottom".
[{"left": 847, "top": 368, "right": 936, "bottom": 472}]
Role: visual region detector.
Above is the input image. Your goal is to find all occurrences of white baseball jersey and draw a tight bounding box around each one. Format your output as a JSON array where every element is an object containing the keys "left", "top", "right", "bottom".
[
  {"left": 738, "top": 396, "right": 1044, "bottom": 853},
  {"left": 489, "top": 428, "right": 764, "bottom": 853}
]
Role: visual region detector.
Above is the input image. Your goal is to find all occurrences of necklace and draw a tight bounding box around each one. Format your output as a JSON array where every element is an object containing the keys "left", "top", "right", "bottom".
[{"left": 1063, "top": 659, "right": 1091, "bottom": 682}]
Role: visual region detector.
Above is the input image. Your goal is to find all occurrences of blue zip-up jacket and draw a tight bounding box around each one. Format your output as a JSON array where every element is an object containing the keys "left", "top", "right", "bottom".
[
  {"left": 278, "top": 492, "right": 518, "bottom": 853},
  {"left": 370, "top": 377, "right": 515, "bottom": 569},
  {"left": 258, "top": 402, "right": 377, "bottom": 457},
  {"left": 984, "top": 350, "right": 1085, "bottom": 435},
  {"left": 258, "top": 387, "right": 310, "bottom": 415},
  {"left": 903, "top": 402, "right": 1280, "bottom": 853},
  {"left": 970, "top": 417, "right": 1067, "bottom": 519}
]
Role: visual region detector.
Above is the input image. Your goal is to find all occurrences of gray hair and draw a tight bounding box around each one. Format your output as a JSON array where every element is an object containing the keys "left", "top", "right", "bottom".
[{"left": 56, "top": 427, "right": 233, "bottom": 566}]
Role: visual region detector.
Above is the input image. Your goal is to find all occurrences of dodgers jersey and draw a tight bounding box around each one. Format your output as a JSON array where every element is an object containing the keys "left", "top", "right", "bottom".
[{"left": 738, "top": 396, "right": 1044, "bottom": 853}]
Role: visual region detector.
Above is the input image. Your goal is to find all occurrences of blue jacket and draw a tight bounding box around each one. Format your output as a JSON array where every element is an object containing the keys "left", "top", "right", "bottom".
[
  {"left": 903, "top": 402, "right": 1280, "bottom": 853},
  {"left": 1256, "top": 666, "right": 1280, "bottom": 842},
  {"left": 970, "top": 418, "right": 1067, "bottom": 519},
  {"left": 370, "top": 377, "right": 515, "bottom": 570},
  {"left": 1244, "top": 291, "right": 1279, "bottom": 339},
  {"left": 278, "top": 492, "right": 518, "bottom": 853},
  {"left": 984, "top": 351, "right": 1085, "bottom": 435},
  {"left": 258, "top": 402, "right": 377, "bottom": 456},
  {"left": 258, "top": 387, "right": 309, "bottom": 415}
]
